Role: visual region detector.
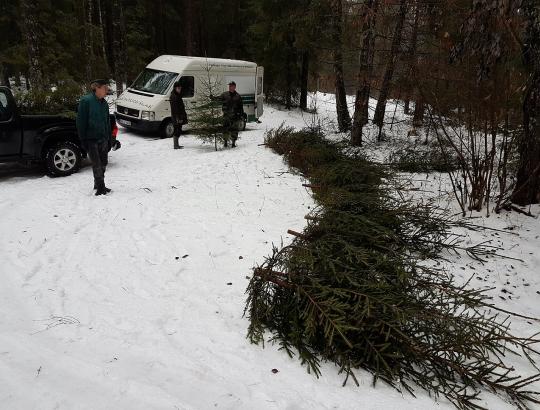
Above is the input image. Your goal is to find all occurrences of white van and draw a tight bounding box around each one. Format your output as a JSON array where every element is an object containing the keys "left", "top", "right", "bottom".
[{"left": 114, "top": 55, "right": 264, "bottom": 138}]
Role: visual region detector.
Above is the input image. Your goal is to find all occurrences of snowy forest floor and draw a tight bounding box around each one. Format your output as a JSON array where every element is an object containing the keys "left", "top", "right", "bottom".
[{"left": 1, "top": 95, "right": 539, "bottom": 410}]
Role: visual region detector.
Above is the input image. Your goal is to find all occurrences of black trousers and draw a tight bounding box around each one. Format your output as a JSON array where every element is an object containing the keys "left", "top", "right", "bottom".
[
  {"left": 86, "top": 140, "right": 109, "bottom": 189},
  {"left": 173, "top": 122, "right": 183, "bottom": 148},
  {"left": 223, "top": 117, "right": 241, "bottom": 143}
]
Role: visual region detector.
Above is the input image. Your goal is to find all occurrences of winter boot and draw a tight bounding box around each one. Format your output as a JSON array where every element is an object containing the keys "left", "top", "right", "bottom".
[
  {"left": 94, "top": 178, "right": 110, "bottom": 195},
  {"left": 173, "top": 136, "right": 184, "bottom": 149}
]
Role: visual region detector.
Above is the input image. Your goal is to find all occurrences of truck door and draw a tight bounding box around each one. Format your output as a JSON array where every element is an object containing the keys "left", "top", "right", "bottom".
[
  {"left": 0, "top": 87, "right": 21, "bottom": 157},
  {"left": 255, "top": 66, "right": 264, "bottom": 118}
]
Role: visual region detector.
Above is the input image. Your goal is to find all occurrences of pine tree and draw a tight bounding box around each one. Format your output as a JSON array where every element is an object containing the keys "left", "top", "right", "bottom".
[{"left": 190, "top": 62, "right": 227, "bottom": 151}]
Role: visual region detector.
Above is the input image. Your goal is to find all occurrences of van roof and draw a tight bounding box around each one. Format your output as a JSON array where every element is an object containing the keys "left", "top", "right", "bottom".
[{"left": 147, "top": 55, "right": 257, "bottom": 73}]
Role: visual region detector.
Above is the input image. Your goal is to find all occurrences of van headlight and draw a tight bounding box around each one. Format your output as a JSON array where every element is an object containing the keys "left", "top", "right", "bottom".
[{"left": 141, "top": 111, "right": 155, "bottom": 121}]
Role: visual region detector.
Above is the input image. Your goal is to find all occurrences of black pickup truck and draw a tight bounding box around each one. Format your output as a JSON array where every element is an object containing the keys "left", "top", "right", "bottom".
[{"left": 0, "top": 86, "right": 119, "bottom": 177}]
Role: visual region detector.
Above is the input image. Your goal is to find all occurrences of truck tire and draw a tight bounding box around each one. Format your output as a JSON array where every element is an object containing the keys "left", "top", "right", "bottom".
[
  {"left": 45, "top": 141, "right": 82, "bottom": 177},
  {"left": 160, "top": 119, "right": 175, "bottom": 139}
]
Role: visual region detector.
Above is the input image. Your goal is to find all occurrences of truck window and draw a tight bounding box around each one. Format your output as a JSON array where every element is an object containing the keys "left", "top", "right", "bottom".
[
  {"left": 179, "top": 76, "right": 194, "bottom": 98},
  {"left": 0, "top": 90, "right": 13, "bottom": 122},
  {"left": 131, "top": 68, "right": 177, "bottom": 95}
]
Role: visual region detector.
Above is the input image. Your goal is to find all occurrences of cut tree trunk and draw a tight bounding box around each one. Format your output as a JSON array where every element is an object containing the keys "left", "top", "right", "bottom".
[
  {"left": 351, "top": 0, "right": 379, "bottom": 146},
  {"left": 372, "top": 0, "right": 407, "bottom": 136}
]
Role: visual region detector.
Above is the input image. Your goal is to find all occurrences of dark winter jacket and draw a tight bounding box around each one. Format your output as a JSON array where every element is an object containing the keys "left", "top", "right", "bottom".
[
  {"left": 76, "top": 92, "right": 111, "bottom": 144},
  {"left": 170, "top": 91, "right": 188, "bottom": 124},
  {"left": 217, "top": 91, "right": 244, "bottom": 119}
]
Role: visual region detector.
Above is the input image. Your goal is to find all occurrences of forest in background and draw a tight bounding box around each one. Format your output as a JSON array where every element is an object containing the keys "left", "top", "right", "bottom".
[{"left": 1, "top": 0, "right": 539, "bottom": 206}]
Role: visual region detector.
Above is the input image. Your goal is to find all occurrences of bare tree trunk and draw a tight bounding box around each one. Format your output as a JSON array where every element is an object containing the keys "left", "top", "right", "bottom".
[
  {"left": 97, "top": 0, "right": 109, "bottom": 74},
  {"left": 300, "top": 51, "right": 310, "bottom": 111},
  {"left": 403, "top": 0, "right": 420, "bottom": 115},
  {"left": 331, "top": 0, "right": 351, "bottom": 132},
  {"left": 285, "top": 29, "right": 295, "bottom": 110},
  {"left": 184, "top": 0, "right": 201, "bottom": 55},
  {"left": 0, "top": 65, "right": 5, "bottom": 86},
  {"left": 112, "top": 0, "right": 127, "bottom": 95},
  {"left": 84, "top": 0, "right": 94, "bottom": 80},
  {"left": 184, "top": 0, "right": 194, "bottom": 55},
  {"left": 19, "top": 0, "right": 45, "bottom": 90},
  {"left": 156, "top": 0, "right": 166, "bottom": 53},
  {"left": 512, "top": 1, "right": 540, "bottom": 205},
  {"left": 372, "top": 0, "right": 407, "bottom": 135},
  {"left": 413, "top": 98, "right": 425, "bottom": 127},
  {"left": 351, "top": 0, "right": 379, "bottom": 146}
]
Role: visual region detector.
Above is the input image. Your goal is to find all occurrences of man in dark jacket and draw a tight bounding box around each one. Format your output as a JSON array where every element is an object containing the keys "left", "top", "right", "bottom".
[
  {"left": 76, "top": 79, "right": 112, "bottom": 196},
  {"left": 170, "top": 81, "right": 188, "bottom": 149},
  {"left": 216, "top": 81, "right": 244, "bottom": 148}
]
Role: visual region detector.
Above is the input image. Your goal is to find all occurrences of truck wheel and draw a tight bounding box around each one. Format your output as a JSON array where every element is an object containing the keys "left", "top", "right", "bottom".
[
  {"left": 45, "top": 141, "right": 82, "bottom": 177},
  {"left": 160, "top": 119, "right": 175, "bottom": 139}
]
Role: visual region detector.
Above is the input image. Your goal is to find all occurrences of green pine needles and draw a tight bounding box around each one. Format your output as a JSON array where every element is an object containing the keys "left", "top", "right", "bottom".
[
  {"left": 189, "top": 63, "right": 227, "bottom": 151},
  {"left": 245, "top": 124, "right": 540, "bottom": 409},
  {"left": 14, "top": 80, "right": 83, "bottom": 119}
]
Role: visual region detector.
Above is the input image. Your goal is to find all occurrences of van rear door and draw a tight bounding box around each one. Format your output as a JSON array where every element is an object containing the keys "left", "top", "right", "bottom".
[{"left": 255, "top": 66, "right": 264, "bottom": 118}]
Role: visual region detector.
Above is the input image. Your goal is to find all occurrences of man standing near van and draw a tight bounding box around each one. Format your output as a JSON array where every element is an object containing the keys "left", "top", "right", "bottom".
[
  {"left": 216, "top": 81, "right": 244, "bottom": 148},
  {"left": 76, "top": 79, "right": 112, "bottom": 196},
  {"left": 170, "top": 80, "right": 188, "bottom": 149}
]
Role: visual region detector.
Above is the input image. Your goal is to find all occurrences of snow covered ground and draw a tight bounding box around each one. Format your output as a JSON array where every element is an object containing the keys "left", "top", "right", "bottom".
[{"left": 1, "top": 99, "right": 539, "bottom": 410}]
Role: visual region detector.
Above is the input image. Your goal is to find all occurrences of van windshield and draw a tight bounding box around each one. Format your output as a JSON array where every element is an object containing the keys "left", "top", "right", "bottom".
[{"left": 130, "top": 68, "right": 177, "bottom": 95}]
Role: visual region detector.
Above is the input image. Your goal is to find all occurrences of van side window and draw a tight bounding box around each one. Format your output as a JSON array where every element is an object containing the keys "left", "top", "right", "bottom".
[
  {"left": 0, "top": 90, "right": 14, "bottom": 122},
  {"left": 179, "top": 76, "right": 194, "bottom": 98}
]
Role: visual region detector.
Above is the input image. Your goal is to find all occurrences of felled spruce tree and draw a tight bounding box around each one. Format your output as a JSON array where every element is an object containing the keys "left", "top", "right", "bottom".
[
  {"left": 14, "top": 80, "right": 84, "bottom": 119},
  {"left": 245, "top": 124, "right": 540, "bottom": 410},
  {"left": 189, "top": 62, "right": 225, "bottom": 151}
]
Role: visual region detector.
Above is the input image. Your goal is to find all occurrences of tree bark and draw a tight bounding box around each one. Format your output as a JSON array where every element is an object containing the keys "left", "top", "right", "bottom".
[
  {"left": 285, "top": 27, "right": 295, "bottom": 110},
  {"left": 351, "top": 0, "right": 379, "bottom": 146},
  {"left": 156, "top": 0, "right": 166, "bottom": 54},
  {"left": 112, "top": 0, "right": 127, "bottom": 95},
  {"left": 413, "top": 97, "right": 425, "bottom": 127},
  {"left": 331, "top": 0, "right": 351, "bottom": 132},
  {"left": 19, "top": 0, "right": 45, "bottom": 90},
  {"left": 511, "top": 1, "right": 540, "bottom": 205},
  {"left": 404, "top": 0, "right": 420, "bottom": 115},
  {"left": 84, "top": 0, "right": 94, "bottom": 80},
  {"left": 372, "top": 0, "right": 407, "bottom": 134},
  {"left": 97, "top": 0, "right": 110, "bottom": 75},
  {"left": 0, "top": 65, "right": 5, "bottom": 86},
  {"left": 300, "top": 51, "right": 310, "bottom": 111}
]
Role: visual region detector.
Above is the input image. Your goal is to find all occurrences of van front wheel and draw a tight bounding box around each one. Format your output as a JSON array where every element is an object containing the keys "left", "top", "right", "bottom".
[{"left": 160, "top": 119, "right": 175, "bottom": 139}]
